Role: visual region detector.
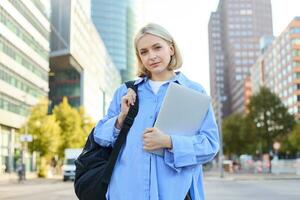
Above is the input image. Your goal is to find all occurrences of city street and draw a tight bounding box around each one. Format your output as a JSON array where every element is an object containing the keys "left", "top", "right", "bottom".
[
  {"left": 1, "top": 176, "right": 300, "bottom": 200},
  {"left": 0, "top": 178, "right": 77, "bottom": 200},
  {"left": 204, "top": 178, "right": 300, "bottom": 200}
]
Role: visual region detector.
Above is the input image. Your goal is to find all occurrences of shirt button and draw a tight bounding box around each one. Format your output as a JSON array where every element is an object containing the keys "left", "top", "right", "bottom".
[{"left": 150, "top": 116, "right": 153, "bottom": 119}]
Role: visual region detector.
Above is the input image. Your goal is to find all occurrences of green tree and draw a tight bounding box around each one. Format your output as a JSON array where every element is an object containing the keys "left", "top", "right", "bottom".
[
  {"left": 21, "top": 98, "right": 61, "bottom": 177},
  {"left": 281, "top": 123, "right": 300, "bottom": 154},
  {"left": 78, "top": 106, "right": 95, "bottom": 136},
  {"left": 222, "top": 113, "right": 257, "bottom": 157},
  {"left": 53, "top": 97, "right": 86, "bottom": 157},
  {"left": 247, "top": 87, "right": 295, "bottom": 172}
]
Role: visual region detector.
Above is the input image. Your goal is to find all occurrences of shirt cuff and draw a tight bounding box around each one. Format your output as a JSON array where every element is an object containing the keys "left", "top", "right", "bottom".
[
  {"left": 164, "top": 135, "right": 197, "bottom": 171},
  {"left": 112, "top": 127, "right": 121, "bottom": 147},
  {"left": 94, "top": 116, "right": 118, "bottom": 147}
]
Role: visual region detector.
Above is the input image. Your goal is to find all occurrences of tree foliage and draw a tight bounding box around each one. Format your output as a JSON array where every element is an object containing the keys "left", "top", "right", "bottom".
[
  {"left": 21, "top": 97, "right": 96, "bottom": 177},
  {"left": 222, "top": 113, "right": 257, "bottom": 157},
  {"left": 288, "top": 123, "right": 300, "bottom": 151},
  {"left": 247, "top": 87, "right": 295, "bottom": 153},
  {"left": 53, "top": 97, "right": 88, "bottom": 157},
  {"left": 23, "top": 98, "right": 61, "bottom": 159},
  {"left": 78, "top": 106, "right": 95, "bottom": 136},
  {"left": 280, "top": 123, "right": 300, "bottom": 154}
]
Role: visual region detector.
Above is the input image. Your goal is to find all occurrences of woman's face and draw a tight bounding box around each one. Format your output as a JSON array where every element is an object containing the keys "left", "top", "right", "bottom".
[{"left": 137, "top": 34, "right": 174, "bottom": 77}]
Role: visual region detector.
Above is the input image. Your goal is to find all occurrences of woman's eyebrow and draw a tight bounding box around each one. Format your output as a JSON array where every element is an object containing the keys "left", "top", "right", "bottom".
[
  {"left": 152, "top": 43, "right": 161, "bottom": 47},
  {"left": 140, "top": 43, "right": 161, "bottom": 51}
]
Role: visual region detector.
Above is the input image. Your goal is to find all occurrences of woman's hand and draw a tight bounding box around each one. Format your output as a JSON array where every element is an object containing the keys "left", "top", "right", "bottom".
[
  {"left": 143, "top": 127, "right": 172, "bottom": 151},
  {"left": 115, "top": 88, "right": 136, "bottom": 129}
]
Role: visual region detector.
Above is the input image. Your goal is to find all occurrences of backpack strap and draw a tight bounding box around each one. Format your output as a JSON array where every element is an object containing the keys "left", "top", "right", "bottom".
[{"left": 102, "top": 80, "right": 139, "bottom": 185}]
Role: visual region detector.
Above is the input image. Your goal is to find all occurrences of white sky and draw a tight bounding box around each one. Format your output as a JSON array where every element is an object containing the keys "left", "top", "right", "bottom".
[{"left": 140, "top": 0, "right": 300, "bottom": 94}]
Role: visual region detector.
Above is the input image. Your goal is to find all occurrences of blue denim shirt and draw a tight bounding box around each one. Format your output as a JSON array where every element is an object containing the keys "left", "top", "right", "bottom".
[{"left": 94, "top": 72, "right": 220, "bottom": 200}]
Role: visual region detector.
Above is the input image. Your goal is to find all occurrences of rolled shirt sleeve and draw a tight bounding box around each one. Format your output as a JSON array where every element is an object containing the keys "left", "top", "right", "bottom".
[
  {"left": 164, "top": 106, "right": 220, "bottom": 172},
  {"left": 94, "top": 85, "right": 126, "bottom": 147}
]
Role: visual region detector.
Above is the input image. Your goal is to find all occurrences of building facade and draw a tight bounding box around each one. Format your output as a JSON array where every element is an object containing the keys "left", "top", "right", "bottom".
[
  {"left": 91, "top": 0, "right": 137, "bottom": 82},
  {"left": 251, "top": 17, "right": 300, "bottom": 119},
  {"left": 50, "top": 0, "right": 121, "bottom": 121},
  {"left": 0, "top": 0, "right": 50, "bottom": 173},
  {"left": 208, "top": 11, "right": 229, "bottom": 119},
  {"left": 209, "top": 0, "right": 273, "bottom": 117}
]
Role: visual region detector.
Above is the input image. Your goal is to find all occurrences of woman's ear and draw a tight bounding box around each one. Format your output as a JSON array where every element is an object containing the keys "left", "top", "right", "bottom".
[{"left": 169, "top": 44, "right": 175, "bottom": 56}]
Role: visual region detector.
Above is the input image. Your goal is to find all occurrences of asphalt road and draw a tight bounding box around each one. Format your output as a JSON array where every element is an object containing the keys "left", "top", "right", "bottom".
[
  {"left": 0, "top": 178, "right": 77, "bottom": 200},
  {"left": 204, "top": 178, "right": 300, "bottom": 200},
  {"left": 0, "top": 177, "right": 300, "bottom": 200}
]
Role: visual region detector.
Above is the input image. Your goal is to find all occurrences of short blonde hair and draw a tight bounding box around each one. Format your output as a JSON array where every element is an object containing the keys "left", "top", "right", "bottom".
[{"left": 134, "top": 23, "right": 183, "bottom": 77}]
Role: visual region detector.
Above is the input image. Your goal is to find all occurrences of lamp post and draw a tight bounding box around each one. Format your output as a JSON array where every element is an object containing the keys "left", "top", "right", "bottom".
[
  {"left": 217, "top": 89, "right": 226, "bottom": 178},
  {"left": 20, "top": 95, "right": 32, "bottom": 181}
]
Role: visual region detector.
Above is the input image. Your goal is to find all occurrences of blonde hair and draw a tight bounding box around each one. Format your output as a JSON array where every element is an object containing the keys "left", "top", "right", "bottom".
[{"left": 134, "top": 23, "right": 183, "bottom": 77}]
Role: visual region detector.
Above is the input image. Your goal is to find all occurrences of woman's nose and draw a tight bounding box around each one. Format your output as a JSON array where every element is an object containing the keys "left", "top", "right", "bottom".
[{"left": 149, "top": 53, "right": 158, "bottom": 60}]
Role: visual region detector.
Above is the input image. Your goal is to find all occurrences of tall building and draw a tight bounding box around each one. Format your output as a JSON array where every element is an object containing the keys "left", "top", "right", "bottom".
[
  {"left": 91, "top": 0, "right": 137, "bottom": 82},
  {"left": 251, "top": 17, "right": 300, "bottom": 119},
  {"left": 209, "top": 0, "right": 273, "bottom": 117},
  {"left": 50, "top": 0, "right": 121, "bottom": 121},
  {"left": 0, "top": 0, "right": 50, "bottom": 173},
  {"left": 208, "top": 11, "right": 230, "bottom": 119}
]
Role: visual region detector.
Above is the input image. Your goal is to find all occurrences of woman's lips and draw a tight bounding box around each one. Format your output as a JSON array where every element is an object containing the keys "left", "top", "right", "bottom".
[{"left": 150, "top": 62, "right": 161, "bottom": 67}]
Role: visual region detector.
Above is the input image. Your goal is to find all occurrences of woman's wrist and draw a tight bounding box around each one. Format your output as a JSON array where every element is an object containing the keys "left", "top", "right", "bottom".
[
  {"left": 164, "top": 135, "right": 173, "bottom": 149},
  {"left": 115, "top": 113, "right": 127, "bottom": 129}
]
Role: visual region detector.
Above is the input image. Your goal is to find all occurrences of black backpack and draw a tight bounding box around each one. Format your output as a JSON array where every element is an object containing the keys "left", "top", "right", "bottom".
[{"left": 74, "top": 81, "right": 139, "bottom": 200}]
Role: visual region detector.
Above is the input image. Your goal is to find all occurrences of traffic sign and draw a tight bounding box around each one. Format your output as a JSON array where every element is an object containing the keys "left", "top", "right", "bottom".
[{"left": 20, "top": 134, "right": 33, "bottom": 142}]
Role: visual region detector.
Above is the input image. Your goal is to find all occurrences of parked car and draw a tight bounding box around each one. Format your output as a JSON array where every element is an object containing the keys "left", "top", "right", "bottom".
[{"left": 62, "top": 148, "right": 82, "bottom": 181}]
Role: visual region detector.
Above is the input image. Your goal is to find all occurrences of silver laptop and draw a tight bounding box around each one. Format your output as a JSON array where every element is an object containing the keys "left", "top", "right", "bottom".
[{"left": 149, "top": 82, "right": 211, "bottom": 156}]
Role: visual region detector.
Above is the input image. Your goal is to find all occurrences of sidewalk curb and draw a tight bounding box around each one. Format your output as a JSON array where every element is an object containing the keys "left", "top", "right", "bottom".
[
  {"left": 0, "top": 172, "right": 37, "bottom": 183},
  {"left": 204, "top": 174, "right": 300, "bottom": 181}
]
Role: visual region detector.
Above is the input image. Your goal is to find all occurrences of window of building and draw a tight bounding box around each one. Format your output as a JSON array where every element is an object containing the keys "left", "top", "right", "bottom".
[
  {"left": 240, "top": 9, "right": 252, "bottom": 15},
  {"left": 293, "top": 61, "right": 300, "bottom": 67},
  {"left": 290, "top": 27, "right": 300, "bottom": 34},
  {"left": 289, "top": 87, "right": 293, "bottom": 95},
  {"left": 293, "top": 50, "right": 300, "bottom": 56},
  {"left": 235, "top": 52, "right": 241, "bottom": 57},
  {"left": 234, "top": 44, "right": 241, "bottom": 49},
  {"left": 242, "top": 60, "right": 248, "bottom": 65},
  {"left": 288, "top": 76, "right": 292, "bottom": 83},
  {"left": 292, "top": 39, "right": 300, "bottom": 45},
  {"left": 236, "top": 67, "right": 242, "bottom": 73},
  {"left": 235, "top": 59, "right": 242, "bottom": 65}
]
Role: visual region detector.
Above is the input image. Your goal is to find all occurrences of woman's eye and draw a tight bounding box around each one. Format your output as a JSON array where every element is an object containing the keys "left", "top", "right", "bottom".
[
  {"left": 140, "top": 51, "right": 147, "bottom": 55},
  {"left": 155, "top": 46, "right": 161, "bottom": 49}
]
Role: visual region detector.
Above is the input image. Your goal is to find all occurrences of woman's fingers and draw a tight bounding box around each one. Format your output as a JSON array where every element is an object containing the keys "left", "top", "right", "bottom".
[
  {"left": 126, "top": 88, "right": 136, "bottom": 105},
  {"left": 120, "top": 88, "right": 137, "bottom": 114}
]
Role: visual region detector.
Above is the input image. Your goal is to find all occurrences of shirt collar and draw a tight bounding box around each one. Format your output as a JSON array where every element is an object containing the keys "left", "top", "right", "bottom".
[{"left": 133, "top": 71, "right": 187, "bottom": 86}]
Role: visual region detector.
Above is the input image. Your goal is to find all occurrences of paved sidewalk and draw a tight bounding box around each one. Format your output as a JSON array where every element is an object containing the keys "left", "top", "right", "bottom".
[
  {"left": 0, "top": 172, "right": 37, "bottom": 183},
  {"left": 204, "top": 170, "right": 300, "bottom": 181}
]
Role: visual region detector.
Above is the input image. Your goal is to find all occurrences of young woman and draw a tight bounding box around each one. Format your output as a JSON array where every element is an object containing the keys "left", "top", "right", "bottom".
[{"left": 94, "top": 23, "right": 220, "bottom": 200}]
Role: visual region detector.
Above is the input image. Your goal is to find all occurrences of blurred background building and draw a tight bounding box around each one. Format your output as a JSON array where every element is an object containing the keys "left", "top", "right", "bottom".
[
  {"left": 91, "top": 0, "right": 137, "bottom": 82},
  {"left": 251, "top": 17, "right": 300, "bottom": 119},
  {"left": 50, "top": 0, "right": 121, "bottom": 120},
  {"left": 209, "top": 0, "right": 273, "bottom": 118},
  {"left": 0, "top": 0, "right": 50, "bottom": 173}
]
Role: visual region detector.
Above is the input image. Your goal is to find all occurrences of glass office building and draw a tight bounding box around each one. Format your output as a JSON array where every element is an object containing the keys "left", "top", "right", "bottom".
[
  {"left": 91, "top": 0, "right": 137, "bottom": 82},
  {"left": 50, "top": 0, "right": 121, "bottom": 121},
  {"left": 0, "top": 0, "right": 50, "bottom": 174}
]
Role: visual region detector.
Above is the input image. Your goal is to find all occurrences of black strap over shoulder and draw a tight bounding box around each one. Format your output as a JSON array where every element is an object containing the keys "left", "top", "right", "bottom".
[
  {"left": 74, "top": 80, "right": 139, "bottom": 200},
  {"left": 100, "top": 80, "right": 139, "bottom": 184}
]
